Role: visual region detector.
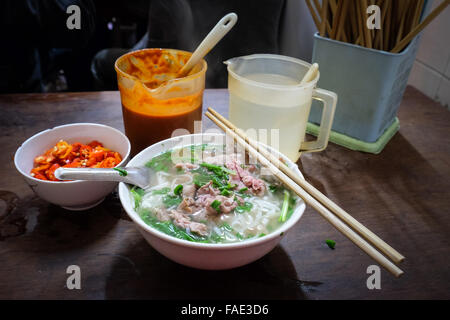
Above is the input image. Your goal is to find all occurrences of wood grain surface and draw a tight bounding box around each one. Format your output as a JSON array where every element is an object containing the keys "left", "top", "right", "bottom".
[{"left": 0, "top": 87, "right": 449, "bottom": 299}]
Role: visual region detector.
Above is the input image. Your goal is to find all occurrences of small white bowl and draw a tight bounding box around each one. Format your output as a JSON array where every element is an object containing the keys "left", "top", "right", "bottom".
[
  {"left": 14, "top": 123, "right": 131, "bottom": 211},
  {"left": 118, "top": 133, "right": 306, "bottom": 270}
]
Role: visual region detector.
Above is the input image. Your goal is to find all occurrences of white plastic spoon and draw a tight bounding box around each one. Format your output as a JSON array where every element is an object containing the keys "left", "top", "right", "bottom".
[
  {"left": 300, "top": 63, "right": 319, "bottom": 85},
  {"left": 178, "top": 12, "right": 238, "bottom": 77}
]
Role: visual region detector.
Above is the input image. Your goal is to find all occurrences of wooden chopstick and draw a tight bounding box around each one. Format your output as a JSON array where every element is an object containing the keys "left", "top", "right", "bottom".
[
  {"left": 306, "top": 0, "right": 321, "bottom": 31},
  {"left": 395, "top": 3, "right": 408, "bottom": 46},
  {"left": 355, "top": 0, "right": 366, "bottom": 47},
  {"left": 336, "top": 0, "right": 350, "bottom": 42},
  {"left": 384, "top": 0, "right": 393, "bottom": 50},
  {"left": 361, "top": 0, "right": 372, "bottom": 48},
  {"left": 205, "top": 109, "right": 404, "bottom": 277},
  {"left": 412, "top": 0, "right": 425, "bottom": 27},
  {"left": 320, "top": 0, "right": 329, "bottom": 37}
]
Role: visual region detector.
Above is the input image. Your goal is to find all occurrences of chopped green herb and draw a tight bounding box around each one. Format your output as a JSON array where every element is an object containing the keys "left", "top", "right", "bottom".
[
  {"left": 278, "top": 190, "right": 290, "bottom": 222},
  {"left": 192, "top": 163, "right": 239, "bottom": 191},
  {"left": 192, "top": 167, "right": 214, "bottom": 187},
  {"left": 209, "top": 232, "right": 223, "bottom": 243},
  {"left": 236, "top": 187, "right": 250, "bottom": 198},
  {"left": 221, "top": 222, "right": 233, "bottom": 232},
  {"left": 211, "top": 200, "right": 221, "bottom": 212},
  {"left": 192, "top": 165, "right": 233, "bottom": 190},
  {"left": 325, "top": 239, "right": 336, "bottom": 249},
  {"left": 269, "top": 185, "right": 279, "bottom": 193},
  {"left": 151, "top": 187, "right": 170, "bottom": 195},
  {"left": 258, "top": 233, "right": 266, "bottom": 238},
  {"left": 174, "top": 184, "right": 183, "bottom": 196},
  {"left": 194, "top": 176, "right": 212, "bottom": 188},
  {"left": 221, "top": 182, "right": 237, "bottom": 190},
  {"left": 286, "top": 196, "right": 297, "bottom": 220},
  {"left": 145, "top": 151, "right": 172, "bottom": 172},
  {"left": 220, "top": 189, "right": 233, "bottom": 197},
  {"left": 162, "top": 194, "right": 182, "bottom": 208},
  {"left": 130, "top": 186, "right": 145, "bottom": 208},
  {"left": 235, "top": 232, "right": 244, "bottom": 240},
  {"left": 236, "top": 190, "right": 250, "bottom": 198},
  {"left": 113, "top": 167, "right": 128, "bottom": 176},
  {"left": 235, "top": 201, "right": 253, "bottom": 213},
  {"left": 200, "top": 162, "right": 236, "bottom": 176}
]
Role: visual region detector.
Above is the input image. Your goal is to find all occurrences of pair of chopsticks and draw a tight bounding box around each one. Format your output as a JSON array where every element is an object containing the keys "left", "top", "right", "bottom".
[
  {"left": 307, "top": 0, "right": 449, "bottom": 53},
  {"left": 206, "top": 107, "right": 405, "bottom": 277}
]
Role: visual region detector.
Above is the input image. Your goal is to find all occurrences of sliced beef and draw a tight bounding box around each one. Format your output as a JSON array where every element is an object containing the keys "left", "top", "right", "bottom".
[
  {"left": 242, "top": 175, "right": 266, "bottom": 196},
  {"left": 169, "top": 210, "right": 208, "bottom": 236},
  {"left": 219, "top": 196, "right": 239, "bottom": 213},
  {"left": 196, "top": 194, "right": 238, "bottom": 214},
  {"left": 195, "top": 194, "right": 216, "bottom": 213},
  {"left": 177, "top": 196, "right": 205, "bottom": 215},
  {"left": 197, "top": 181, "right": 219, "bottom": 196},
  {"left": 178, "top": 197, "right": 196, "bottom": 213},
  {"left": 225, "top": 159, "right": 246, "bottom": 179},
  {"left": 226, "top": 159, "right": 266, "bottom": 196},
  {"left": 182, "top": 184, "right": 196, "bottom": 198}
]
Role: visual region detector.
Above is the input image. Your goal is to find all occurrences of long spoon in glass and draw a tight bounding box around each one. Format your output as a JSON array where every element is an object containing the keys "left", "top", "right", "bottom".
[{"left": 177, "top": 12, "right": 238, "bottom": 77}]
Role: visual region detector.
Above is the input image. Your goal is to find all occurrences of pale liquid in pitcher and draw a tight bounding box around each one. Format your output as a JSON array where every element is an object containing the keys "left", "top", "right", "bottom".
[{"left": 229, "top": 73, "right": 310, "bottom": 161}]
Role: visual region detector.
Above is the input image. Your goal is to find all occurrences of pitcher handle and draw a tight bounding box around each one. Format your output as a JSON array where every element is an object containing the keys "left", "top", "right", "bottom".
[{"left": 300, "top": 88, "right": 337, "bottom": 153}]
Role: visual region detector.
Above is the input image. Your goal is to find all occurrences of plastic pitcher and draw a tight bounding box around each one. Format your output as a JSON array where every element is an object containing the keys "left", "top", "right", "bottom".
[
  {"left": 225, "top": 54, "right": 337, "bottom": 161},
  {"left": 115, "top": 49, "right": 207, "bottom": 156}
]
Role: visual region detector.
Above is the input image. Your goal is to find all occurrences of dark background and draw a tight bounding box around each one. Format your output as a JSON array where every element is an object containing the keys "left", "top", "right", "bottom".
[{"left": 0, "top": 0, "right": 288, "bottom": 93}]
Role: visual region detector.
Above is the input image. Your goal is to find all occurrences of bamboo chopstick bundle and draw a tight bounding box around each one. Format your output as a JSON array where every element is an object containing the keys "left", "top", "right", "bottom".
[
  {"left": 304, "top": 0, "right": 449, "bottom": 53},
  {"left": 320, "top": 0, "right": 329, "bottom": 37}
]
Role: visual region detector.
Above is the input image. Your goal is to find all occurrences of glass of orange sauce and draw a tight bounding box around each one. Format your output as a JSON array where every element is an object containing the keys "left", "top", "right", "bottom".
[{"left": 115, "top": 49, "right": 207, "bottom": 156}]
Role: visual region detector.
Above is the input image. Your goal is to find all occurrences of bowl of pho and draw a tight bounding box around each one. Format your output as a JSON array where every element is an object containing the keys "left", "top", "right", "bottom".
[{"left": 118, "top": 133, "right": 305, "bottom": 269}]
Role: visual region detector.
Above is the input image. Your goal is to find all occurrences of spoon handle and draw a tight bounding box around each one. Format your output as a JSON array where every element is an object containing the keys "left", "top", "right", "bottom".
[
  {"left": 55, "top": 167, "right": 127, "bottom": 182},
  {"left": 179, "top": 12, "right": 238, "bottom": 76},
  {"left": 300, "top": 63, "right": 319, "bottom": 85}
]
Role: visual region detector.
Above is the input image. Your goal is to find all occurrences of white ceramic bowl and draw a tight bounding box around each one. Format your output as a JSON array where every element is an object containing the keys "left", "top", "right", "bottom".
[
  {"left": 14, "top": 123, "right": 131, "bottom": 211},
  {"left": 118, "top": 133, "right": 306, "bottom": 270}
]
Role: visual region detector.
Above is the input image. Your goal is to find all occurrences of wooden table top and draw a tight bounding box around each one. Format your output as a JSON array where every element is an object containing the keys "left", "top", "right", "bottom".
[{"left": 0, "top": 87, "right": 449, "bottom": 300}]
